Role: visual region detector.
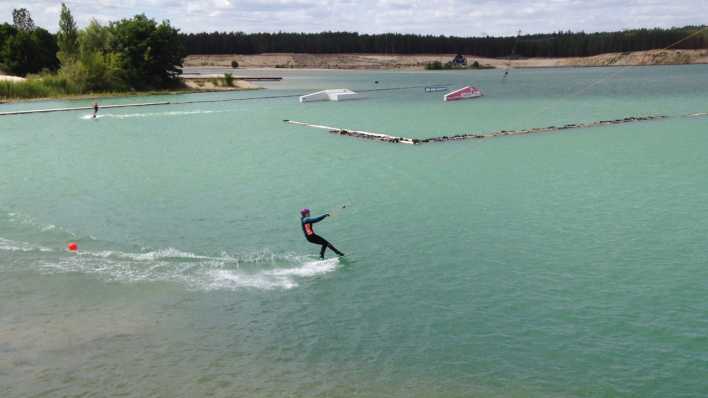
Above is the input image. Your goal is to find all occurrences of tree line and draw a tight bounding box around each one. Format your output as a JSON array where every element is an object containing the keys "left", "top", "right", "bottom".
[
  {"left": 1, "top": 6, "right": 705, "bottom": 99},
  {"left": 0, "top": 5, "right": 184, "bottom": 95},
  {"left": 0, "top": 9, "right": 59, "bottom": 76},
  {"left": 181, "top": 26, "right": 707, "bottom": 58}
]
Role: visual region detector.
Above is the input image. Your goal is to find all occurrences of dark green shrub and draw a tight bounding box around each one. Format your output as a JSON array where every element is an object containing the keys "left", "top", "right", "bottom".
[
  {"left": 223, "top": 72, "right": 234, "bottom": 86},
  {"left": 425, "top": 61, "right": 443, "bottom": 70}
]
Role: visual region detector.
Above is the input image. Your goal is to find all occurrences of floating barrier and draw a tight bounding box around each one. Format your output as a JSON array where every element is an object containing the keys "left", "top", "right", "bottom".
[
  {"left": 234, "top": 77, "right": 283, "bottom": 81},
  {"left": 284, "top": 113, "right": 706, "bottom": 145},
  {"left": 0, "top": 85, "right": 443, "bottom": 117},
  {"left": 425, "top": 86, "right": 448, "bottom": 93},
  {"left": 0, "top": 101, "right": 170, "bottom": 116},
  {"left": 182, "top": 74, "right": 283, "bottom": 81},
  {"left": 358, "top": 85, "right": 451, "bottom": 93},
  {"left": 176, "top": 93, "right": 303, "bottom": 105},
  {"left": 284, "top": 120, "right": 416, "bottom": 144}
]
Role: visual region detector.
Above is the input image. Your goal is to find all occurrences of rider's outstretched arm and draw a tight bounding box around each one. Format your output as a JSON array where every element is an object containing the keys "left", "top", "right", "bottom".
[{"left": 303, "top": 214, "right": 328, "bottom": 224}]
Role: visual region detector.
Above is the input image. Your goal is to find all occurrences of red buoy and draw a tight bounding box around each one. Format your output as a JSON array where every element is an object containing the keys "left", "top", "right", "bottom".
[{"left": 67, "top": 242, "right": 78, "bottom": 252}]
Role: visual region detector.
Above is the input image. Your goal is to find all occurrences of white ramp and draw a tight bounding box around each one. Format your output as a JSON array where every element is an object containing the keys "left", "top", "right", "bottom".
[{"left": 299, "top": 89, "right": 366, "bottom": 103}]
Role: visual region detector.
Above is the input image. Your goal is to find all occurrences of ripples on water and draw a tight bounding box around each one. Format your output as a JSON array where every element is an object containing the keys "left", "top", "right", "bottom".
[
  {"left": 1, "top": 235, "right": 339, "bottom": 291},
  {"left": 1, "top": 66, "right": 708, "bottom": 398}
]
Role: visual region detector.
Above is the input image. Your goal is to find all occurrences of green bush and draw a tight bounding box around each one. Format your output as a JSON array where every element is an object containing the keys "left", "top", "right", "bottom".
[
  {"left": 37, "top": 73, "right": 79, "bottom": 94},
  {"left": 81, "top": 52, "right": 125, "bottom": 91},
  {"left": 223, "top": 72, "right": 234, "bottom": 86},
  {"left": 425, "top": 61, "right": 443, "bottom": 70}
]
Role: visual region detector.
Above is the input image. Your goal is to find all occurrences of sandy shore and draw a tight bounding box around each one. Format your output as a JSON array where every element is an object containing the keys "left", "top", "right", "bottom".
[
  {"left": 182, "top": 76, "right": 258, "bottom": 91},
  {"left": 0, "top": 75, "right": 26, "bottom": 82},
  {"left": 185, "top": 49, "right": 708, "bottom": 70}
]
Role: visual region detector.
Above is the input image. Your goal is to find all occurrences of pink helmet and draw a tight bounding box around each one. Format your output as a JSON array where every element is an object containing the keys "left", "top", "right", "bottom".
[{"left": 300, "top": 208, "right": 310, "bottom": 216}]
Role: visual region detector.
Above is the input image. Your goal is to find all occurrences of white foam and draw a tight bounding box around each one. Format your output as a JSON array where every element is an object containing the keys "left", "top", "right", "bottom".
[
  {"left": 265, "top": 258, "right": 339, "bottom": 277},
  {"left": 83, "top": 247, "right": 233, "bottom": 262},
  {"left": 203, "top": 259, "right": 339, "bottom": 291},
  {"left": 36, "top": 247, "right": 338, "bottom": 292},
  {"left": 81, "top": 110, "right": 222, "bottom": 120},
  {"left": 205, "top": 269, "right": 298, "bottom": 290},
  {"left": 0, "top": 237, "right": 53, "bottom": 252}
]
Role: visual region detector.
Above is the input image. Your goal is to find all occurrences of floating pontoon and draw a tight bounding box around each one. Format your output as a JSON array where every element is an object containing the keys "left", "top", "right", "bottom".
[
  {"left": 299, "top": 89, "right": 366, "bottom": 103},
  {"left": 285, "top": 114, "right": 672, "bottom": 145},
  {"left": 443, "top": 86, "right": 483, "bottom": 102}
]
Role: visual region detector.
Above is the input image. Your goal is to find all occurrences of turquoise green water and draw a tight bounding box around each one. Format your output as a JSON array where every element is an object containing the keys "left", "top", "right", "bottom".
[{"left": 1, "top": 66, "right": 707, "bottom": 397}]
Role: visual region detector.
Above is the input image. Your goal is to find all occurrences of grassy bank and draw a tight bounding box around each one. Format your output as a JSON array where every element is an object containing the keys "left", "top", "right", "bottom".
[
  {"left": 0, "top": 74, "right": 256, "bottom": 102},
  {"left": 0, "top": 75, "right": 82, "bottom": 99}
]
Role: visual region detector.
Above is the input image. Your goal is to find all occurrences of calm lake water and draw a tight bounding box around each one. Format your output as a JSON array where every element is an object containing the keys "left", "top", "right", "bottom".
[{"left": 1, "top": 65, "right": 707, "bottom": 397}]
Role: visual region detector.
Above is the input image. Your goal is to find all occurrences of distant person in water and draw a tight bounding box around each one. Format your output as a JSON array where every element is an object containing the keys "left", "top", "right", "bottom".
[
  {"left": 300, "top": 208, "right": 344, "bottom": 259},
  {"left": 92, "top": 101, "right": 99, "bottom": 118}
]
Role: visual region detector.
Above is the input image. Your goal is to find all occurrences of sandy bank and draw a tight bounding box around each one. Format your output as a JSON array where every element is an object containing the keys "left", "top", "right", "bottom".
[
  {"left": 182, "top": 76, "right": 258, "bottom": 91},
  {"left": 185, "top": 49, "right": 708, "bottom": 70},
  {"left": 0, "top": 75, "right": 26, "bottom": 82}
]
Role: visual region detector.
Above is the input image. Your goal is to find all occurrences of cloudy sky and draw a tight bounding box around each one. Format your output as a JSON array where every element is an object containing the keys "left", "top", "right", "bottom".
[{"left": 0, "top": 0, "right": 705, "bottom": 36}]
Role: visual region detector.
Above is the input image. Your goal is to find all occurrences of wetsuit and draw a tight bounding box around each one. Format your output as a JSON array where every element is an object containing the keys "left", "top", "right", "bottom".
[{"left": 301, "top": 214, "right": 343, "bottom": 259}]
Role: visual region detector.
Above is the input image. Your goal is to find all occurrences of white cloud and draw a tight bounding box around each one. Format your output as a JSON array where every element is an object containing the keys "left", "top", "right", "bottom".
[
  {"left": 0, "top": 0, "right": 704, "bottom": 35},
  {"left": 212, "top": 0, "right": 232, "bottom": 9}
]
